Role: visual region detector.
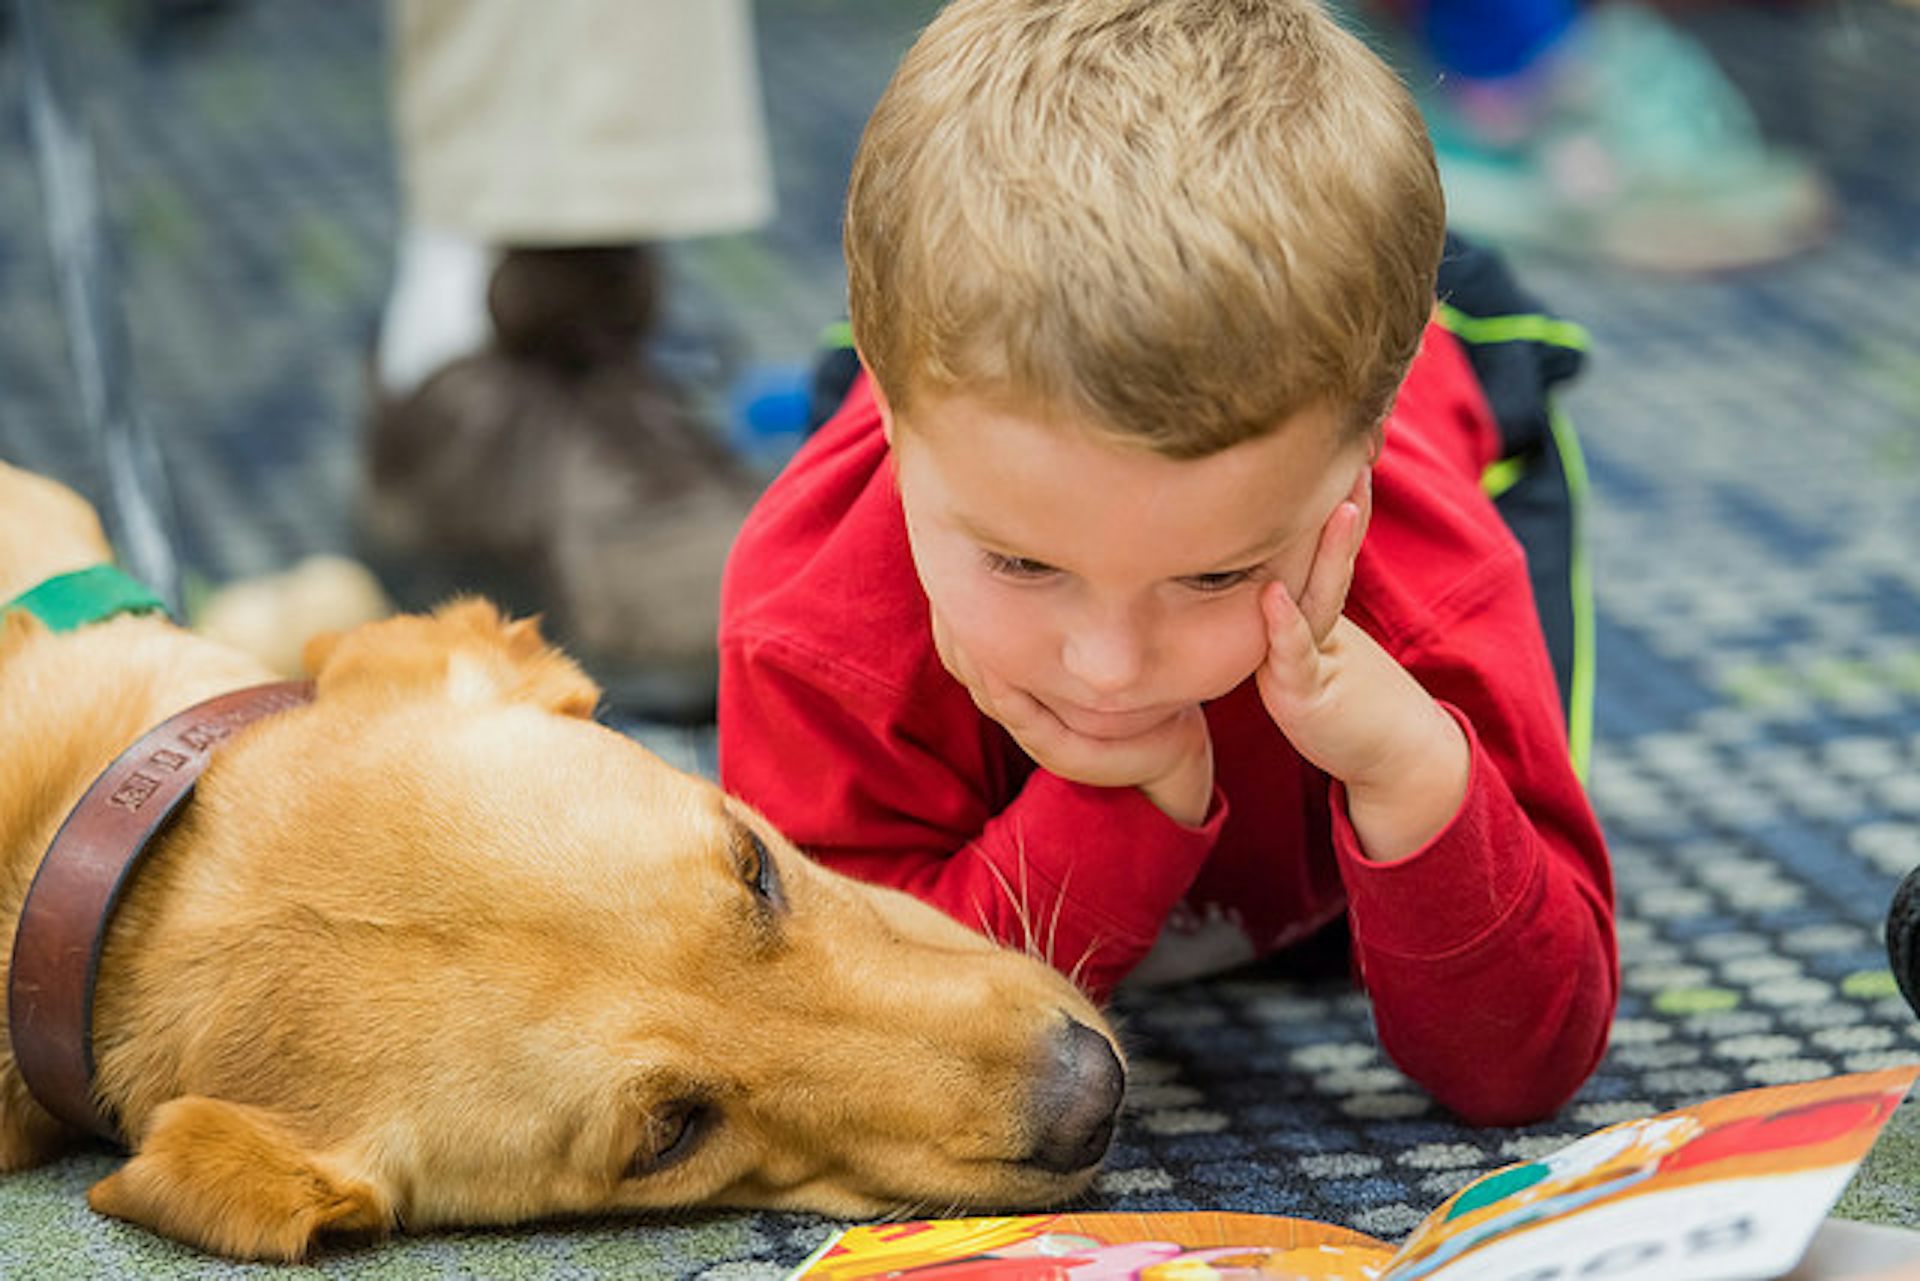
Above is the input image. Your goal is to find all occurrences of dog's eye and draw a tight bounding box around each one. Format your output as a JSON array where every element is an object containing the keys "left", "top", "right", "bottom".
[
  {"left": 742, "top": 829, "right": 783, "bottom": 908},
  {"left": 626, "top": 1100, "right": 712, "bottom": 1179}
]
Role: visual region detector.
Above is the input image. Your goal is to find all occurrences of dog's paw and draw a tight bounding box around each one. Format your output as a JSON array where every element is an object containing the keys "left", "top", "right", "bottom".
[
  {"left": 0, "top": 1067, "right": 70, "bottom": 1171},
  {"left": 196, "top": 555, "right": 393, "bottom": 678},
  {"left": 304, "top": 597, "right": 600, "bottom": 717},
  {"left": 87, "top": 1095, "right": 392, "bottom": 1262}
]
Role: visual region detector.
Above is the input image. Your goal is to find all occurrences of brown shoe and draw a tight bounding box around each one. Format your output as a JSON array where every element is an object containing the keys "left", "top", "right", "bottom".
[{"left": 359, "top": 245, "right": 760, "bottom": 723}]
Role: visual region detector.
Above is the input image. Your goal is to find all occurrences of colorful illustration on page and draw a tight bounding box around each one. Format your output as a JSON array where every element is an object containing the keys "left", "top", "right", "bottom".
[
  {"left": 794, "top": 1211, "right": 1396, "bottom": 1281},
  {"left": 1384, "top": 1065, "right": 1918, "bottom": 1281}
]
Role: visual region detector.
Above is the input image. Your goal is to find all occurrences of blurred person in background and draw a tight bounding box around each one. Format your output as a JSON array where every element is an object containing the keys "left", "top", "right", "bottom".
[
  {"left": 1387, "top": 0, "right": 1831, "bottom": 271},
  {"left": 359, "top": 0, "right": 774, "bottom": 723}
]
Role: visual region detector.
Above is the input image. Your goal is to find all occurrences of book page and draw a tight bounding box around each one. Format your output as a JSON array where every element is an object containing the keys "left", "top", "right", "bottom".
[
  {"left": 786, "top": 1066, "right": 1919, "bottom": 1281},
  {"left": 1383, "top": 1066, "right": 1920, "bottom": 1281}
]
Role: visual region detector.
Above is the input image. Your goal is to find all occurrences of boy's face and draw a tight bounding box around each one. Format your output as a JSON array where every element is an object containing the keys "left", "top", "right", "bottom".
[{"left": 886, "top": 389, "right": 1372, "bottom": 744}]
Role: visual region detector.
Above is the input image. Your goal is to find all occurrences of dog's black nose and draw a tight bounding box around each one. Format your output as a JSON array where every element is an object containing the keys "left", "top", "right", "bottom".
[{"left": 1024, "top": 1016, "right": 1124, "bottom": 1174}]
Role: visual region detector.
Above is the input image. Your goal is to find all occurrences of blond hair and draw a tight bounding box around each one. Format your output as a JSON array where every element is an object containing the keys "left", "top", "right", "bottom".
[{"left": 845, "top": 0, "right": 1444, "bottom": 456}]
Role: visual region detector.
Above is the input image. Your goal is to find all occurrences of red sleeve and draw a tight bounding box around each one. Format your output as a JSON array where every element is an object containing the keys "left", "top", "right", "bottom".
[
  {"left": 1334, "top": 571, "right": 1616, "bottom": 1126},
  {"left": 719, "top": 631, "right": 1226, "bottom": 999}
]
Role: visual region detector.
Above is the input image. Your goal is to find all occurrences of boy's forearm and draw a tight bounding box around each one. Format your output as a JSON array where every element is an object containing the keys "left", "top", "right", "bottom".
[
  {"left": 1336, "top": 718, "right": 1617, "bottom": 1123},
  {"left": 1366, "top": 880, "right": 1616, "bottom": 1124},
  {"left": 1343, "top": 688, "right": 1471, "bottom": 863}
]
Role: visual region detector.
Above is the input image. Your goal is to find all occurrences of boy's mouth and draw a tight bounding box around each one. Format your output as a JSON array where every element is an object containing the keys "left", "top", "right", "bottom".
[{"left": 1044, "top": 699, "right": 1180, "bottom": 741}]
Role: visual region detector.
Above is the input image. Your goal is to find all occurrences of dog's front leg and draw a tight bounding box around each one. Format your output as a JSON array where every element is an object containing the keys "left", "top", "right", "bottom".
[
  {"left": 87, "top": 1095, "right": 394, "bottom": 1262},
  {"left": 0, "top": 1058, "right": 71, "bottom": 1170}
]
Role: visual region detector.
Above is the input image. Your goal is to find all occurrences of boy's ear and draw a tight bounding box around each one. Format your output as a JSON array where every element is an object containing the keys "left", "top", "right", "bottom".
[
  {"left": 87, "top": 1096, "right": 393, "bottom": 1262},
  {"left": 864, "top": 357, "right": 897, "bottom": 446},
  {"left": 302, "top": 598, "right": 601, "bottom": 718}
]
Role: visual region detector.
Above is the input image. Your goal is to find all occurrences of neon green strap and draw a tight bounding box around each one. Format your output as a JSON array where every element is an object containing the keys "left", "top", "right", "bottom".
[
  {"left": 1480, "top": 455, "right": 1527, "bottom": 500},
  {"left": 1437, "top": 301, "right": 1595, "bottom": 782},
  {"left": 1550, "top": 404, "right": 1596, "bottom": 786},
  {"left": 1435, "top": 302, "right": 1591, "bottom": 353},
  {"left": 3, "top": 565, "right": 170, "bottom": 633}
]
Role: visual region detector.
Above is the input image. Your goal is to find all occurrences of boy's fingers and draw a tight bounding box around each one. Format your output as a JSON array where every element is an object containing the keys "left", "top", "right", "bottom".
[
  {"left": 965, "top": 663, "right": 1035, "bottom": 731},
  {"left": 933, "top": 616, "right": 1029, "bottom": 733},
  {"left": 1261, "top": 580, "right": 1318, "bottom": 691},
  {"left": 1295, "top": 468, "right": 1371, "bottom": 640},
  {"left": 1296, "top": 500, "right": 1362, "bottom": 642},
  {"left": 984, "top": 679, "right": 1049, "bottom": 735},
  {"left": 930, "top": 620, "right": 1077, "bottom": 762},
  {"left": 929, "top": 611, "right": 961, "bottom": 676},
  {"left": 933, "top": 612, "right": 996, "bottom": 706}
]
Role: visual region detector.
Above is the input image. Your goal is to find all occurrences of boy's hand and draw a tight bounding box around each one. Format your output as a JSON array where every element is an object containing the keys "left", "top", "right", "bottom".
[
  {"left": 931, "top": 614, "right": 1215, "bottom": 827},
  {"left": 1256, "top": 469, "right": 1469, "bottom": 862}
]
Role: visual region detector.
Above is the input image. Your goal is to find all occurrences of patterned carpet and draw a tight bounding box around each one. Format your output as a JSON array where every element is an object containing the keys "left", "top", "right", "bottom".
[{"left": 3, "top": 1, "right": 1920, "bottom": 1276}]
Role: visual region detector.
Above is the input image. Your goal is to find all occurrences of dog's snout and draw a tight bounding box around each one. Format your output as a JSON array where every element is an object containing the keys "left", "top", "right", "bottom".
[{"left": 1023, "top": 1016, "right": 1124, "bottom": 1175}]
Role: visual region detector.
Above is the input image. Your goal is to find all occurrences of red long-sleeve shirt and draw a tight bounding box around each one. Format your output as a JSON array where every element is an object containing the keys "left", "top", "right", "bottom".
[{"left": 718, "top": 322, "right": 1616, "bottom": 1123}]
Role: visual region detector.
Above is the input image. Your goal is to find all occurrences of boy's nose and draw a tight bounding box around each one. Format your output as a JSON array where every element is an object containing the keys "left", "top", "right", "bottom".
[{"left": 1061, "top": 619, "right": 1147, "bottom": 695}]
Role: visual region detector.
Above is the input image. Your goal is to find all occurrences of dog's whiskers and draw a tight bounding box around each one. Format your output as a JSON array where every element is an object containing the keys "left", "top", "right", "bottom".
[
  {"left": 1067, "top": 938, "right": 1101, "bottom": 994},
  {"left": 1018, "top": 846, "right": 1043, "bottom": 964},
  {"left": 977, "top": 841, "right": 1042, "bottom": 964},
  {"left": 1043, "top": 861, "right": 1073, "bottom": 971}
]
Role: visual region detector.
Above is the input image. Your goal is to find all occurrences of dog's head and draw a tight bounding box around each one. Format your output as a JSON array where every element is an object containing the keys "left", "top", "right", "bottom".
[{"left": 80, "top": 601, "right": 1123, "bottom": 1260}]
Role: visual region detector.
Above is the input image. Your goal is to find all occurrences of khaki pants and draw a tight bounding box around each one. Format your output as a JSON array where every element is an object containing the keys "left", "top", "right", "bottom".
[{"left": 392, "top": 0, "right": 773, "bottom": 244}]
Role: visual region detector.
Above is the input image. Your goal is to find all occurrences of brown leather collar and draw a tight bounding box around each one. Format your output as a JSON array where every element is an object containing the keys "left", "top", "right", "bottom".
[{"left": 7, "top": 680, "right": 314, "bottom": 1141}]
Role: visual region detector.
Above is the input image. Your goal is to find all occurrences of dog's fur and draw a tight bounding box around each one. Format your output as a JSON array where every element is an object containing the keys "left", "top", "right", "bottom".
[{"left": 0, "top": 462, "right": 1123, "bottom": 1261}]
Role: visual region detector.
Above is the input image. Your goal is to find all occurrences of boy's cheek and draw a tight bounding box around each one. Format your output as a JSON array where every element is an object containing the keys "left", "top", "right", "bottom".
[
  {"left": 929, "top": 597, "right": 1037, "bottom": 686},
  {"left": 1185, "top": 601, "right": 1276, "bottom": 702}
]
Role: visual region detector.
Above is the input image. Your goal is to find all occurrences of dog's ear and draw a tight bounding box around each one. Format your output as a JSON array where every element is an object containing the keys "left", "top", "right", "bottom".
[
  {"left": 0, "top": 606, "right": 45, "bottom": 662},
  {"left": 301, "top": 625, "right": 346, "bottom": 675},
  {"left": 87, "top": 1096, "right": 392, "bottom": 1262},
  {"left": 0, "top": 462, "right": 113, "bottom": 569},
  {"left": 302, "top": 597, "right": 601, "bottom": 717}
]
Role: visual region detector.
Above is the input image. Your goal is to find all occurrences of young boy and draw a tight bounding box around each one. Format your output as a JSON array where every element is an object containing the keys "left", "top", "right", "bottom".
[{"left": 718, "top": 0, "right": 1615, "bottom": 1126}]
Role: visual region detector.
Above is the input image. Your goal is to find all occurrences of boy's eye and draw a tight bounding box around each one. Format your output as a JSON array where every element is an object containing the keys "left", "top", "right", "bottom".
[
  {"left": 1179, "top": 568, "right": 1256, "bottom": 593},
  {"left": 982, "top": 551, "right": 1058, "bottom": 580}
]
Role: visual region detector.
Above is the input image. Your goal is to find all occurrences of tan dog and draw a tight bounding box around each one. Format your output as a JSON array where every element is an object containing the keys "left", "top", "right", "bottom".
[{"left": 0, "top": 462, "right": 1124, "bottom": 1261}]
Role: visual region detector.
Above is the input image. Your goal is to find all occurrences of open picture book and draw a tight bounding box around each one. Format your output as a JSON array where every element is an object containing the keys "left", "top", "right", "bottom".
[{"left": 791, "top": 1065, "right": 1920, "bottom": 1281}]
